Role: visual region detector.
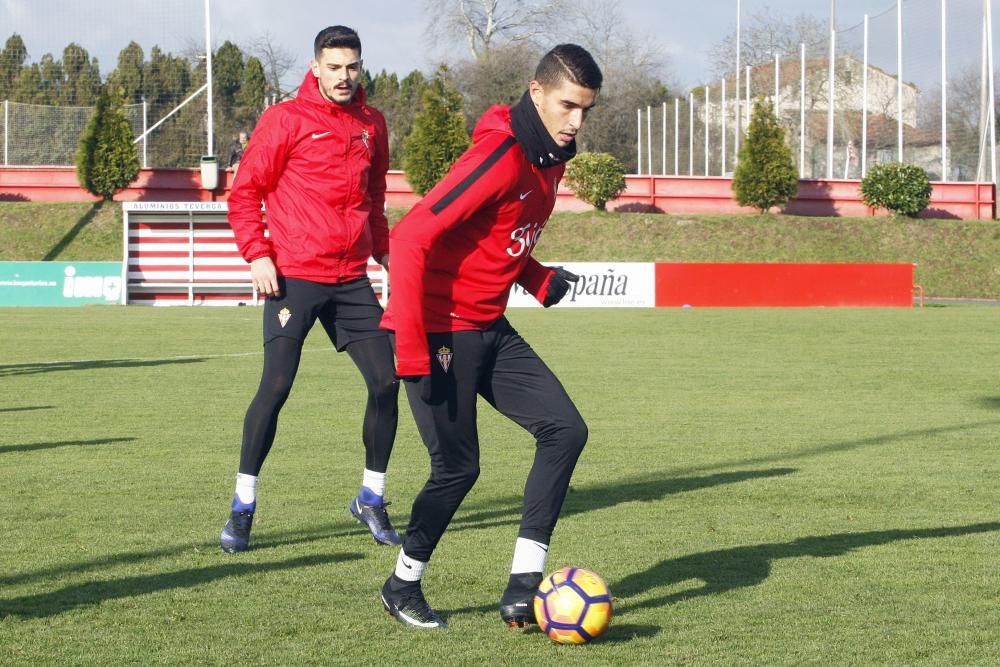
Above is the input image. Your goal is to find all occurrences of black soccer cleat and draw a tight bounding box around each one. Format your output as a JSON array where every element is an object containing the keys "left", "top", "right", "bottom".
[
  {"left": 500, "top": 572, "right": 543, "bottom": 627},
  {"left": 381, "top": 576, "right": 447, "bottom": 629},
  {"left": 220, "top": 509, "right": 254, "bottom": 553},
  {"left": 350, "top": 496, "right": 402, "bottom": 545}
]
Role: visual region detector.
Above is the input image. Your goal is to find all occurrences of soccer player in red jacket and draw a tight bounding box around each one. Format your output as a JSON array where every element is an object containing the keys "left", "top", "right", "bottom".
[
  {"left": 378, "top": 44, "right": 602, "bottom": 629},
  {"left": 220, "top": 26, "right": 402, "bottom": 553}
]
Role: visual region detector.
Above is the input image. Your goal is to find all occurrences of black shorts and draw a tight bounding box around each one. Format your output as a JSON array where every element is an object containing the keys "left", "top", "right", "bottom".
[{"left": 262, "top": 276, "right": 386, "bottom": 350}]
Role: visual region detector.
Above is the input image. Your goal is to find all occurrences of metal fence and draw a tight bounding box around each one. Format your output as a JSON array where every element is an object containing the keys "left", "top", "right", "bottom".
[{"left": 637, "top": 0, "right": 998, "bottom": 183}]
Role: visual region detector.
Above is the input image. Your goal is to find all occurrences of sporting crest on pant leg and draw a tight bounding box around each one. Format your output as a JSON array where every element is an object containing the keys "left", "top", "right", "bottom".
[
  {"left": 436, "top": 346, "right": 453, "bottom": 373},
  {"left": 278, "top": 307, "right": 292, "bottom": 328}
]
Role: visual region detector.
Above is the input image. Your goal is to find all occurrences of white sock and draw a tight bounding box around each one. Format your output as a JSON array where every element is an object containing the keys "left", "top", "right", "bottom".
[
  {"left": 362, "top": 469, "right": 386, "bottom": 497},
  {"left": 510, "top": 537, "right": 548, "bottom": 575},
  {"left": 394, "top": 550, "right": 427, "bottom": 582},
  {"left": 234, "top": 473, "right": 257, "bottom": 505}
]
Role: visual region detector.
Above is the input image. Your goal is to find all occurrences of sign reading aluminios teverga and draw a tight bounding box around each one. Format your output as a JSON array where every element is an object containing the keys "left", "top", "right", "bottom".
[
  {"left": 0, "top": 262, "right": 122, "bottom": 306},
  {"left": 507, "top": 262, "right": 656, "bottom": 308}
]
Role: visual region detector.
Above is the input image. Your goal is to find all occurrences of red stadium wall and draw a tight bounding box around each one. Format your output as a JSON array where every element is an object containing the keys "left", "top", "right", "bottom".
[
  {"left": 1, "top": 167, "right": 995, "bottom": 220},
  {"left": 655, "top": 262, "right": 915, "bottom": 307}
]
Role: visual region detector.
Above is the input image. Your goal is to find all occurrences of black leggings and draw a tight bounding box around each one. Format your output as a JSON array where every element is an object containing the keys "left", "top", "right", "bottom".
[
  {"left": 238, "top": 335, "right": 399, "bottom": 476},
  {"left": 400, "top": 318, "right": 588, "bottom": 563}
]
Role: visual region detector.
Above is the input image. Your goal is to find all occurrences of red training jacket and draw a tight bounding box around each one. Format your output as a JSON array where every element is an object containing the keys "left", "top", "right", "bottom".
[
  {"left": 382, "top": 104, "right": 560, "bottom": 376},
  {"left": 227, "top": 71, "right": 389, "bottom": 282}
]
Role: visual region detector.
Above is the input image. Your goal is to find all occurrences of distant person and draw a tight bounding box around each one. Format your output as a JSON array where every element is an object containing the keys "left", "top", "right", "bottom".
[
  {"left": 220, "top": 25, "right": 401, "bottom": 553},
  {"left": 378, "top": 44, "right": 602, "bottom": 629},
  {"left": 227, "top": 131, "right": 248, "bottom": 173}
]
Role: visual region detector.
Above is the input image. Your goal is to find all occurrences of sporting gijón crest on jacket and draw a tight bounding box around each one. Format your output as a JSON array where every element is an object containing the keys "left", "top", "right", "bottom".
[
  {"left": 227, "top": 71, "right": 390, "bottom": 283},
  {"left": 383, "top": 96, "right": 573, "bottom": 377}
]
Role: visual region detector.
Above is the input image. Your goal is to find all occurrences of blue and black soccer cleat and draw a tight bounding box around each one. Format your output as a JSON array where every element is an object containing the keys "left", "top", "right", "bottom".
[
  {"left": 349, "top": 495, "right": 402, "bottom": 545},
  {"left": 220, "top": 500, "right": 255, "bottom": 553}
]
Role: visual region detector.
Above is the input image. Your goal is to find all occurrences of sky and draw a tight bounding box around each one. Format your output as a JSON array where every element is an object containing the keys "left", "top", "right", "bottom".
[{"left": 0, "top": 0, "right": 990, "bottom": 90}]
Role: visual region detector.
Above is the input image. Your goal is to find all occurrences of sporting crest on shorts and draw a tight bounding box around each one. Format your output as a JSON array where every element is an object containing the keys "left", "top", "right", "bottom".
[
  {"left": 278, "top": 307, "right": 292, "bottom": 328},
  {"left": 436, "top": 346, "right": 453, "bottom": 373}
]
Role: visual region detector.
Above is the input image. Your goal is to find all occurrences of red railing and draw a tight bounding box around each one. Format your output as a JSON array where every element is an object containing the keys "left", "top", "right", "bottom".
[{"left": 1, "top": 167, "right": 995, "bottom": 220}]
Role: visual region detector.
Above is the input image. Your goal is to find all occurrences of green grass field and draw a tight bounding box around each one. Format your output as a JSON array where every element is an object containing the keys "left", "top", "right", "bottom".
[{"left": 1, "top": 306, "right": 998, "bottom": 665}]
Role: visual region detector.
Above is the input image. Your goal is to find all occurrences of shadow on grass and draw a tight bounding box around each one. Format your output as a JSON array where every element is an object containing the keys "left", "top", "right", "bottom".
[
  {"left": 671, "top": 420, "right": 1000, "bottom": 479},
  {"left": 0, "top": 406, "right": 54, "bottom": 413},
  {"left": 613, "top": 521, "right": 1000, "bottom": 616},
  {"left": 0, "top": 552, "right": 362, "bottom": 619},
  {"left": 977, "top": 397, "right": 1000, "bottom": 411},
  {"left": 0, "top": 437, "right": 135, "bottom": 455},
  {"left": 42, "top": 200, "right": 104, "bottom": 261},
  {"left": 0, "top": 523, "right": 370, "bottom": 588},
  {"left": 0, "top": 357, "right": 204, "bottom": 377},
  {"left": 449, "top": 468, "right": 798, "bottom": 533}
]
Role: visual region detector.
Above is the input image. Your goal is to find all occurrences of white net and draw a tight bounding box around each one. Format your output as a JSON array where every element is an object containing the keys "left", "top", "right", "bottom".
[
  {"left": 636, "top": 0, "right": 997, "bottom": 183},
  {"left": 1, "top": 0, "right": 224, "bottom": 167}
]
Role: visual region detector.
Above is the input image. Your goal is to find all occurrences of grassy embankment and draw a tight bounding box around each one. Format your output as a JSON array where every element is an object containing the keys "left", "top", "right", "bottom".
[{"left": 0, "top": 201, "right": 997, "bottom": 298}]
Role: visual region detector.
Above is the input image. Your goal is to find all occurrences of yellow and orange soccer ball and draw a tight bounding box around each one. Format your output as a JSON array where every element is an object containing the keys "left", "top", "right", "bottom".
[{"left": 533, "top": 567, "right": 613, "bottom": 644}]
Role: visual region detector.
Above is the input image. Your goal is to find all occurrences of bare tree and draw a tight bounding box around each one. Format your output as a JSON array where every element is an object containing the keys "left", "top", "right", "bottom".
[
  {"left": 247, "top": 32, "right": 300, "bottom": 101},
  {"left": 424, "top": 0, "right": 567, "bottom": 61},
  {"left": 708, "top": 7, "right": 827, "bottom": 81}
]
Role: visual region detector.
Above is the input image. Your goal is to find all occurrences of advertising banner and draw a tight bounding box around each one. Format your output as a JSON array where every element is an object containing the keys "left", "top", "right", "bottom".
[
  {"left": 507, "top": 262, "right": 656, "bottom": 308},
  {"left": 0, "top": 262, "right": 123, "bottom": 306}
]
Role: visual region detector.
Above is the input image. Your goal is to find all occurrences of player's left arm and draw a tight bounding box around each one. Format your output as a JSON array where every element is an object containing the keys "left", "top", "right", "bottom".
[{"left": 367, "top": 112, "right": 391, "bottom": 264}]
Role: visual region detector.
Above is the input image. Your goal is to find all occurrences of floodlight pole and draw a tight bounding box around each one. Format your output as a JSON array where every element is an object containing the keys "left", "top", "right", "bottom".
[
  {"left": 827, "top": 0, "right": 836, "bottom": 179},
  {"left": 800, "top": 43, "right": 806, "bottom": 177},
  {"left": 637, "top": 108, "right": 642, "bottom": 174},
  {"left": 942, "top": 0, "right": 948, "bottom": 181},
  {"left": 735, "top": 0, "right": 741, "bottom": 161},
  {"left": 987, "top": 0, "right": 997, "bottom": 185},
  {"left": 897, "top": 0, "right": 904, "bottom": 162},
  {"left": 862, "top": 15, "right": 870, "bottom": 177},
  {"left": 205, "top": 0, "right": 215, "bottom": 157},
  {"left": 3, "top": 99, "right": 8, "bottom": 166}
]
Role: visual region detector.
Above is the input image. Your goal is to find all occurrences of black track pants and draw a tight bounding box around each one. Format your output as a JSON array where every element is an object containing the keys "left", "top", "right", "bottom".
[
  {"left": 400, "top": 317, "right": 587, "bottom": 563},
  {"left": 239, "top": 334, "right": 399, "bottom": 476}
]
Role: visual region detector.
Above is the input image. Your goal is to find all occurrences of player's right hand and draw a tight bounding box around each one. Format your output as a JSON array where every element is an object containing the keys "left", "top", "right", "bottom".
[{"left": 250, "top": 257, "right": 281, "bottom": 297}]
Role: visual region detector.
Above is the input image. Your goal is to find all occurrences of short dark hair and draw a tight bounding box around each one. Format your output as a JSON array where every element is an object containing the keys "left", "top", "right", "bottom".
[
  {"left": 533, "top": 44, "right": 602, "bottom": 91},
  {"left": 314, "top": 26, "right": 362, "bottom": 58}
]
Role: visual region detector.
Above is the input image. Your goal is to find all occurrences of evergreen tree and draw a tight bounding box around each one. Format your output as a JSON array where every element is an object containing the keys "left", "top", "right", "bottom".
[
  {"left": 402, "top": 69, "right": 469, "bottom": 195},
  {"left": 0, "top": 33, "right": 28, "bottom": 99},
  {"left": 76, "top": 85, "right": 140, "bottom": 199},
  {"left": 732, "top": 99, "right": 799, "bottom": 213},
  {"left": 108, "top": 42, "right": 145, "bottom": 103},
  {"left": 234, "top": 56, "right": 266, "bottom": 129},
  {"left": 213, "top": 41, "right": 245, "bottom": 156},
  {"left": 60, "top": 43, "right": 100, "bottom": 105}
]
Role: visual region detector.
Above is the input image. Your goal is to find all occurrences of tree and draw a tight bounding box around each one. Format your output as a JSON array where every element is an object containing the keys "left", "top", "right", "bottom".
[
  {"left": 76, "top": 85, "right": 140, "bottom": 199},
  {"left": 61, "top": 43, "right": 101, "bottom": 105},
  {"left": 423, "top": 0, "right": 566, "bottom": 61},
  {"left": 107, "top": 42, "right": 145, "bottom": 104},
  {"left": 0, "top": 33, "right": 28, "bottom": 99},
  {"left": 247, "top": 31, "right": 297, "bottom": 101},
  {"left": 402, "top": 69, "right": 470, "bottom": 195},
  {"left": 235, "top": 56, "right": 267, "bottom": 130},
  {"left": 708, "top": 10, "right": 826, "bottom": 80},
  {"left": 369, "top": 69, "right": 429, "bottom": 169},
  {"left": 732, "top": 99, "right": 798, "bottom": 213},
  {"left": 452, "top": 42, "right": 537, "bottom": 126}
]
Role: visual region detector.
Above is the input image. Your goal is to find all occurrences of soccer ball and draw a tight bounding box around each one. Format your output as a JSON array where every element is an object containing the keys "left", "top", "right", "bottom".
[{"left": 533, "top": 567, "right": 613, "bottom": 644}]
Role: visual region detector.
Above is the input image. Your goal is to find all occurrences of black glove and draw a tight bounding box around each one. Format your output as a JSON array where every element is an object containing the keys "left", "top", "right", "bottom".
[
  {"left": 542, "top": 266, "right": 580, "bottom": 307},
  {"left": 401, "top": 375, "right": 433, "bottom": 403}
]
